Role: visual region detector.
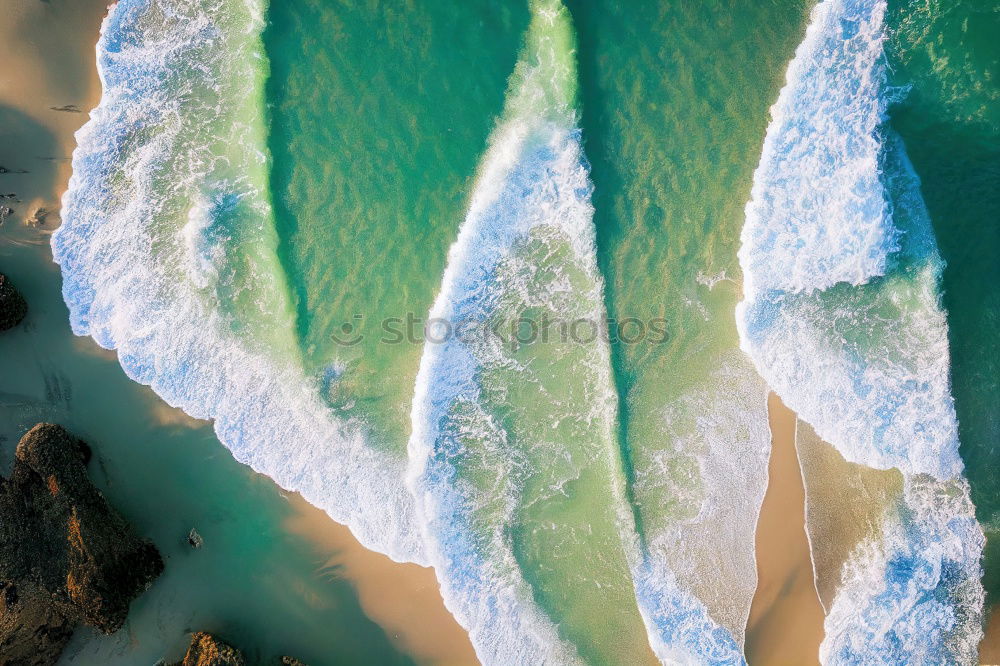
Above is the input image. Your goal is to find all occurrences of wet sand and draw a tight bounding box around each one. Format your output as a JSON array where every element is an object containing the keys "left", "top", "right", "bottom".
[
  {"left": 745, "top": 393, "right": 825, "bottom": 665},
  {"left": 283, "top": 495, "right": 478, "bottom": 665},
  {"left": 793, "top": 419, "right": 902, "bottom": 612},
  {"left": 981, "top": 607, "right": 1000, "bottom": 665},
  {"left": 0, "top": 0, "right": 108, "bottom": 232},
  {"left": 747, "top": 395, "right": 999, "bottom": 666}
]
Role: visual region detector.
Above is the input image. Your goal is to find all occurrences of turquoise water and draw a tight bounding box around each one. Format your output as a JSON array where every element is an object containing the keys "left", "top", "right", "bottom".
[
  {"left": 572, "top": 1, "right": 814, "bottom": 658},
  {"left": 41, "top": 0, "right": 1000, "bottom": 663},
  {"left": 737, "top": 1, "right": 985, "bottom": 661},
  {"left": 0, "top": 226, "right": 412, "bottom": 663},
  {"left": 264, "top": 0, "right": 526, "bottom": 449},
  {"left": 885, "top": 0, "right": 1000, "bottom": 608}
]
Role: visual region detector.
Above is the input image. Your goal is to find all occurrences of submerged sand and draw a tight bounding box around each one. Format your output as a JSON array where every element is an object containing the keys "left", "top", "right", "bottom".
[{"left": 283, "top": 496, "right": 477, "bottom": 664}]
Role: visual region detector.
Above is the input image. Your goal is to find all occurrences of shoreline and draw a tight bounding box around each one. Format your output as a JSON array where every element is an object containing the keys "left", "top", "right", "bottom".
[
  {"left": 747, "top": 394, "right": 1000, "bottom": 666},
  {"left": 0, "top": 1, "right": 108, "bottom": 231},
  {"left": 982, "top": 608, "right": 1000, "bottom": 664},
  {"left": 282, "top": 494, "right": 478, "bottom": 665},
  {"left": 0, "top": 2, "right": 476, "bottom": 664}
]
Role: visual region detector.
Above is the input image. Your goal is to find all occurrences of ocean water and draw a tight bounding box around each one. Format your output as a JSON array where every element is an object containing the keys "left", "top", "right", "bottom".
[
  {"left": 570, "top": 1, "right": 814, "bottom": 660},
  {"left": 2, "top": 202, "right": 413, "bottom": 663},
  {"left": 53, "top": 0, "right": 428, "bottom": 565},
  {"left": 263, "top": 0, "right": 526, "bottom": 453},
  {"left": 884, "top": 0, "right": 1000, "bottom": 611},
  {"left": 43, "top": 0, "right": 998, "bottom": 663},
  {"left": 406, "top": 2, "right": 655, "bottom": 663},
  {"left": 736, "top": 0, "right": 985, "bottom": 661}
]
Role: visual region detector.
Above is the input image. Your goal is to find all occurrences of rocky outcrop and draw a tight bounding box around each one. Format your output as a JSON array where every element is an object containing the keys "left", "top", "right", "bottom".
[
  {"left": 0, "top": 581, "right": 75, "bottom": 666},
  {"left": 0, "top": 424, "right": 164, "bottom": 664},
  {"left": 0, "top": 272, "right": 27, "bottom": 331},
  {"left": 176, "top": 632, "right": 247, "bottom": 666},
  {"left": 172, "top": 632, "right": 309, "bottom": 666},
  {"left": 25, "top": 207, "right": 49, "bottom": 227}
]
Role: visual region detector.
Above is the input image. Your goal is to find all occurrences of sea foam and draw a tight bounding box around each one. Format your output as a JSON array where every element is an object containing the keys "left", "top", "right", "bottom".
[
  {"left": 820, "top": 475, "right": 984, "bottom": 664},
  {"left": 406, "top": 3, "right": 613, "bottom": 661},
  {"left": 737, "top": 0, "right": 962, "bottom": 480},
  {"left": 626, "top": 353, "right": 771, "bottom": 665},
  {"left": 736, "top": 0, "right": 984, "bottom": 661},
  {"left": 53, "top": 0, "right": 426, "bottom": 565},
  {"left": 738, "top": 0, "right": 895, "bottom": 298},
  {"left": 407, "top": 2, "right": 755, "bottom": 663}
]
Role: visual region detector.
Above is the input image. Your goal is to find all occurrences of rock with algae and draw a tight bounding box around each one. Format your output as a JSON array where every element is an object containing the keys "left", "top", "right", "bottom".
[
  {"left": 0, "top": 424, "right": 164, "bottom": 665},
  {"left": 0, "top": 272, "right": 27, "bottom": 331}
]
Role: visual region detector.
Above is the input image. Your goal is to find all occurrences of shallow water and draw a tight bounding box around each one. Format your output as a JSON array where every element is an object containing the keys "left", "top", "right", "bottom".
[{"left": 0, "top": 233, "right": 414, "bottom": 664}]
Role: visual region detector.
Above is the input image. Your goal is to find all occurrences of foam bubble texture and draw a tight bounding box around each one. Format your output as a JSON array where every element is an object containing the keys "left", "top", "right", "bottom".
[
  {"left": 53, "top": 0, "right": 427, "bottom": 565},
  {"left": 406, "top": 116, "right": 599, "bottom": 664},
  {"left": 737, "top": 0, "right": 962, "bottom": 479},
  {"left": 821, "top": 476, "right": 984, "bottom": 664},
  {"left": 629, "top": 354, "right": 771, "bottom": 664},
  {"left": 737, "top": 0, "right": 985, "bottom": 660},
  {"left": 739, "top": 0, "right": 896, "bottom": 297}
]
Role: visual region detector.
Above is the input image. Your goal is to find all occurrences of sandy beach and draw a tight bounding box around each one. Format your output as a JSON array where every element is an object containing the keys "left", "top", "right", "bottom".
[
  {"left": 747, "top": 395, "right": 1000, "bottom": 666},
  {"left": 0, "top": 0, "right": 108, "bottom": 235},
  {"left": 745, "top": 393, "right": 825, "bottom": 665},
  {"left": 283, "top": 495, "right": 478, "bottom": 665}
]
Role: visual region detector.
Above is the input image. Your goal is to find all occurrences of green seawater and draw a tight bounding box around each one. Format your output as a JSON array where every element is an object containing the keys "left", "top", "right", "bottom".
[
  {"left": 265, "top": 0, "right": 815, "bottom": 657},
  {"left": 265, "top": 0, "right": 528, "bottom": 449},
  {"left": 885, "top": 0, "right": 1000, "bottom": 606},
  {"left": 0, "top": 240, "right": 413, "bottom": 665},
  {"left": 404, "top": 2, "right": 658, "bottom": 662},
  {"left": 571, "top": 0, "right": 812, "bottom": 646}
]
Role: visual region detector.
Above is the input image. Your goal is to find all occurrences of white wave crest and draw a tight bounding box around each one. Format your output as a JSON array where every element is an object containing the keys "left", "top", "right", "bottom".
[
  {"left": 53, "top": 0, "right": 426, "bottom": 565},
  {"left": 736, "top": 0, "right": 984, "bottom": 661},
  {"left": 737, "top": 0, "right": 961, "bottom": 479}
]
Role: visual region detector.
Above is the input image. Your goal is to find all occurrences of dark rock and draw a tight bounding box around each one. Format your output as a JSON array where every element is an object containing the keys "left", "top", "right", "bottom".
[
  {"left": 0, "top": 207, "right": 13, "bottom": 225},
  {"left": 168, "top": 632, "right": 308, "bottom": 666},
  {"left": 0, "top": 273, "right": 28, "bottom": 331},
  {"left": 25, "top": 207, "right": 49, "bottom": 227},
  {"left": 176, "top": 632, "right": 247, "bottom": 666},
  {"left": 48, "top": 105, "right": 81, "bottom": 113},
  {"left": 0, "top": 424, "right": 164, "bottom": 663},
  {"left": 187, "top": 528, "right": 203, "bottom": 549},
  {"left": 0, "top": 580, "right": 75, "bottom": 666}
]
